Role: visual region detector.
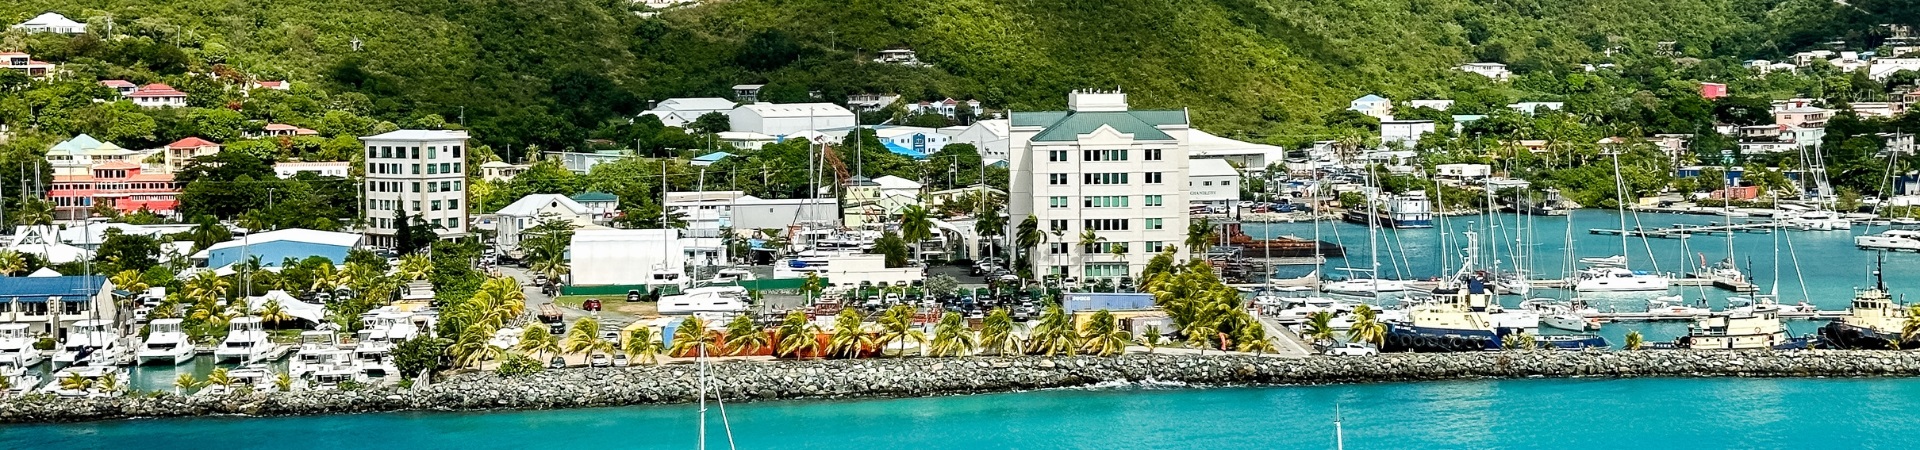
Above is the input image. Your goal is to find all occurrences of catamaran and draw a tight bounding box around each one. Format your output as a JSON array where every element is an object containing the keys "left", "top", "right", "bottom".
[
  {"left": 52, "top": 319, "right": 122, "bottom": 368},
  {"left": 659, "top": 286, "right": 751, "bottom": 315},
  {"left": 136, "top": 318, "right": 195, "bottom": 365},
  {"left": 0, "top": 323, "right": 42, "bottom": 368},
  {"left": 214, "top": 316, "right": 272, "bottom": 363}
]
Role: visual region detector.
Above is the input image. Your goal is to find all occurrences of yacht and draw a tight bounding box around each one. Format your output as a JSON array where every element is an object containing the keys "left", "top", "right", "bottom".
[
  {"left": 136, "top": 318, "right": 195, "bottom": 365},
  {"left": 1855, "top": 229, "right": 1920, "bottom": 252},
  {"left": 1520, "top": 299, "right": 1602, "bottom": 331},
  {"left": 1382, "top": 232, "right": 1606, "bottom": 352},
  {"left": 213, "top": 317, "right": 271, "bottom": 363},
  {"left": 2, "top": 365, "right": 42, "bottom": 394},
  {"left": 41, "top": 363, "right": 130, "bottom": 398},
  {"left": 1674, "top": 303, "right": 1803, "bottom": 350},
  {"left": 709, "top": 267, "right": 757, "bottom": 284},
  {"left": 1573, "top": 265, "right": 1671, "bottom": 292},
  {"left": 1819, "top": 260, "right": 1916, "bottom": 349},
  {"left": 1786, "top": 210, "right": 1850, "bottom": 231},
  {"left": 290, "top": 330, "right": 348, "bottom": 378},
  {"left": 197, "top": 364, "right": 276, "bottom": 396},
  {"left": 1647, "top": 297, "right": 1711, "bottom": 316},
  {"left": 772, "top": 249, "right": 852, "bottom": 279},
  {"left": 0, "top": 323, "right": 42, "bottom": 368},
  {"left": 53, "top": 319, "right": 122, "bottom": 368},
  {"left": 658, "top": 286, "right": 751, "bottom": 315},
  {"left": 1321, "top": 269, "right": 1411, "bottom": 296}
]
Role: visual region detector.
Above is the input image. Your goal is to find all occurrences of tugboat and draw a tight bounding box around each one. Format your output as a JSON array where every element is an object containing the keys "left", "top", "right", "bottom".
[
  {"left": 1382, "top": 231, "right": 1606, "bottom": 352},
  {"left": 1673, "top": 299, "right": 1810, "bottom": 350},
  {"left": 1341, "top": 191, "right": 1434, "bottom": 229},
  {"left": 1818, "top": 254, "right": 1917, "bottom": 349}
]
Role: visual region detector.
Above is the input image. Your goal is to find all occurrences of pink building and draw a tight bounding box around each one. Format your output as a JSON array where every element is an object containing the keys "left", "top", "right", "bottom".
[
  {"left": 1700, "top": 82, "right": 1727, "bottom": 99},
  {"left": 48, "top": 162, "right": 181, "bottom": 219}
]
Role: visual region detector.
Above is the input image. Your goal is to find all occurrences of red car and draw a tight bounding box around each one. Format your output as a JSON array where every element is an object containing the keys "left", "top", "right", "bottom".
[{"left": 582, "top": 298, "right": 602, "bottom": 312}]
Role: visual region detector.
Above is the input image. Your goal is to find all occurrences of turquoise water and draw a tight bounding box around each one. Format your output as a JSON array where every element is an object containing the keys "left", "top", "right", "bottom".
[{"left": 8, "top": 377, "right": 1920, "bottom": 448}]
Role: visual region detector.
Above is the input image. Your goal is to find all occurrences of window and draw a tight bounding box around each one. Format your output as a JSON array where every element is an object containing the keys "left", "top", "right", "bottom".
[
  {"left": 1146, "top": 218, "right": 1164, "bottom": 230},
  {"left": 453, "top": 146, "right": 463, "bottom": 158},
  {"left": 412, "top": 201, "right": 422, "bottom": 211},
  {"left": 1144, "top": 149, "right": 1163, "bottom": 161},
  {"left": 1083, "top": 219, "right": 1129, "bottom": 231},
  {"left": 443, "top": 163, "right": 453, "bottom": 173},
  {"left": 1146, "top": 241, "right": 1165, "bottom": 252},
  {"left": 1083, "top": 196, "right": 1129, "bottom": 208},
  {"left": 367, "top": 199, "right": 378, "bottom": 210},
  {"left": 431, "top": 200, "right": 443, "bottom": 211},
  {"left": 1049, "top": 196, "right": 1069, "bottom": 208},
  {"left": 1083, "top": 263, "right": 1128, "bottom": 278},
  {"left": 1221, "top": 180, "right": 1232, "bottom": 186},
  {"left": 1082, "top": 149, "right": 1128, "bottom": 161},
  {"left": 1049, "top": 174, "right": 1069, "bottom": 185},
  {"left": 1048, "top": 150, "right": 1069, "bottom": 162},
  {"left": 1082, "top": 173, "right": 1129, "bottom": 185},
  {"left": 1146, "top": 172, "right": 1164, "bottom": 184},
  {"left": 1049, "top": 243, "right": 1069, "bottom": 255},
  {"left": 452, "top": 181, "right": 462, "bottom": 191},
  {"left": 411, "top": 147, "right": 421, "bottom": 159},
  {"left": 427, "top": 164, "right": 438, "bottom": 175},
  {"left": 1203, "top": 181, "right": 1213, "bottom": 186},
  {"left": 1145, "top": 195, "right": 1164, "bottom": 207},
  {"left": 1085, "top": 241, "right": 1126, "bottom": 254},
  {"left": 367, "top": 147, "right": 376, "bottom": 158},
  {"left": 383, "top": 146, "right": 394, "bottom": 158},
  {"left": 428, "top": 182, "right": 439, "bottom": 193},
  {"left": 412, "top": 182, "right": 421, "bottom": 193},
  {"left": 447, "top": 199, "right": 459, "bottom": 210},
  {"left": 412, "top": 164, "right": 421, "bottom": 175},
  {"left": 453, "top": 163, "right": 462, "bottom": 174},
  {"left": 1049, "top": 219, "right": 1069, "bottom": 231},
  {"left": 428, "top": 146, "right": 438, "bottom": 159}
]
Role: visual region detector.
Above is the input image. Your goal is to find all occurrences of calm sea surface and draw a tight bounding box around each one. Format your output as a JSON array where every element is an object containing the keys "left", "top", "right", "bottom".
[{"left": 7, "top": 377, "right": 1920, "bottom": 449}]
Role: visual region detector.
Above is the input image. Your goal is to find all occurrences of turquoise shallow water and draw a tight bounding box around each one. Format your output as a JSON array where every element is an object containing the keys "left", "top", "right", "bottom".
[{"left": 8, "top": 377, "right": 1920, "bottom": 449}]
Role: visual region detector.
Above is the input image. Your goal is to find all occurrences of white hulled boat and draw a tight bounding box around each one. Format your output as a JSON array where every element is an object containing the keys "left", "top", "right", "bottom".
[
  {"left": 2, "top": 365, "right": 41, "bottom": 394},
  {"left": 658, "top": 286, "right": 751, "bottom": 315},
  {"left": 213, "top": 317, "right": 271, "bottom": 363},
  {"left": 137, "top": 318, "right": 195, "bottom": 365},
  {"left": 42, "top": 363, "right": 130, "bottom": 398},
  {"left": 0, "top": 323, "right": 42, "bottom": 368},
  {"left": 53, "top": 319, "right": 122, "bottom": 368},
  {"left": 198, "top": 364, "right": 276, "bottom": 396},
  {"left": 1855, "top": 229, "right": 1920, "bottom": 252},
  {"left": 290, "top": 330, "right": 350, "bottom": 378},
  {"left": 1573, "top": 265, "right": 1671, "bottom": 292}
]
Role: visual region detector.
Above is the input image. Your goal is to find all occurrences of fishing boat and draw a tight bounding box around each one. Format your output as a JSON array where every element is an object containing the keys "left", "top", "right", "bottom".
[
  {"left": 0, "top": 323, "right": 43, "bottom": 368},
  {"left": 136, "top": 318, "right": 195, "bottom": 365},
  {"left": 1819, "top": 256, "right": 1918, "bottom": 349}
]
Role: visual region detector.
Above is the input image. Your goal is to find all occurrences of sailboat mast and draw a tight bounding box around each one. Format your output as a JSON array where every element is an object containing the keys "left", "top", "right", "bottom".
[
  {"left": 1334, "top": 404, "right": 1345, "bottom": 450},
  {"left": 1612, "top": 151, "right": 1629, "bottom": 261}
]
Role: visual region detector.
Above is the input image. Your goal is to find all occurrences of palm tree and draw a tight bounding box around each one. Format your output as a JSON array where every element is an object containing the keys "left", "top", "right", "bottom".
[
  {"left": 1183, "top": 322, "right": 1220, "bottom": 354},
  {"left": 1080, "top": 310, "right": 1132, "bottom": 356},
  {"left": 875, "top": 305, "right": 928, "bottom": 357},
  {"left": 531, "top": 257, "right": 570, "bottom": 284},
  {"left": 1139, "top": 324, "right": 1165, "bottom": 353},
  {"left": 1303, "top": 311, "right": 1338, "bottom": 347},
  {"left": 775, "top": 311, "right": 823, "bottom": 358},
  {"left": 1235, "top": 325, "right": 1278, "bottom": 355},
  {"left": 670, "top": 316, "right": 722, "bottom": 358},
  {"left": 623, "top": 326, "right": 666, "bottom": 365},
  {"left": 173, "top": 373, "right": 202, "bottom": 395},
  {"left": 397, "top": 254, "right": 433, "bottom": 281},
  {"left": 17, "top": 198, "right": 53, "bottom": 226},
  {"left": 308, "top": 263, "right": 343, "bottom": 294},
  {"left": 1624, "top": 330, "right": 1645, "bottom": 351},
  {"left": 1027, "top": 304, "right": 1079, "bottom": 356},
  {"left": 1015, "top": 215, "right": 1043, "bottom": 280},
  {"left": 722, "top": 314, "right": 771, "bottom": 356},
  {"left": 0, "top": 250, "right": 24, "bottom": 276},
  {"left": 515, "top": 325, "right": 560, "bottom": 360},
  {"left": 1501, "top": 332, "right": 1537, "bottom": 351},
  {"left": 563, "top": 317, "right": 611, "bottom": 360},
  {"left": 274, "top": 372, "right": 294, "bottom": 392},
  {"left": 900, "top": 205, "right": 933, "bottom": 263},
  {"left": 1345, "top": 305, "right": 1386, "bottom": 347},
  {"left": 58, "top": 372, "right": 93, "bottom": 392},
  {"left": 927, "top": 312, "right": 978, "bottom": 357},
  {"left": 801, "top": 272, "right": 825, "bottom": 303},
  {"left": 96, "top": 373, "right": 121, "bottom": 394},
  {"left": 206, "top": 368, "right": 235, "bottom": 390},
  {"left": 188, "top": 215, "right": 230, "bottom": 252},
  {"left": 450, "top": 325, "right": 502, "bottom": 368},
  {"left": 1902, "top": 306, "right": 1920, "bottom": 344},
  {"left": 979, "top": 308, "right": 1024, "bottom": 355},
  {"left": 1185, "top": 217, "right": 1214, "bottom": 257},
  {"left": 826, "top": 309, "right": 872, "bottom": 358},
  {"left": 1076, "top": 229, "right": 1105, "bottom": 289},
  {"left": 976, "top": 200, "right": 1006, "bottom": 262},
  {"left": 258, "top": 299, "right": 293, "bottom": 329}
]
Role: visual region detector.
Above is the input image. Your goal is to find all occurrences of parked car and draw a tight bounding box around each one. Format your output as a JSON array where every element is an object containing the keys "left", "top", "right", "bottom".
[
  {"left": 589, "top": 354, "right": 612, "bottom": 368},
  {"left": 548, "top": 356, "right": 567, "bottom": 369},
  {"left": 547, "top": 321, "right": 566, "bottom": 335},
  {"left": 533, "top": 275, "right": 550, "bottom": 286},
  {"left": 582, "top": 298, "right": 602, "bottom": 312},
  {"left": 1324, "top": 342, "right": 1378, "bottom": 357},
  {"left": 612, "top": 354, "right": 630, "bottom": 367}
]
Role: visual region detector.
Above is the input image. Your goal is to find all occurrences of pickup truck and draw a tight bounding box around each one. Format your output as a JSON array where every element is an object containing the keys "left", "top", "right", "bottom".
[{"left": 538, "top": 304, "right": 564, "bottom": 324}]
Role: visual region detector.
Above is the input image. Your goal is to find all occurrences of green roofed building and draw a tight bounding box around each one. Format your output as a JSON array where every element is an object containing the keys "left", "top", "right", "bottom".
[{"left": 1007, "top": 90, "right": 1193, "bottom": 284}]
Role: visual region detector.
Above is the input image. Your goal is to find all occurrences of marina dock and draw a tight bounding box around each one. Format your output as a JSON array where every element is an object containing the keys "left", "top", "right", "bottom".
[
  {"left": 1589, "top": 222, "right": 1777, "bottom": 238},
  {"left": 1585, "top": 309, "right": 1848, "bottom": 322}
]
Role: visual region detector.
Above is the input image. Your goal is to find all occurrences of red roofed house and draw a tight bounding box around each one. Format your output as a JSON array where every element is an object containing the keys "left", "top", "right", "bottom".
[
  {"left": 255, "top": 80, "right": 290, "bottom": 91},
  {"left": 1, "top": 51, "right": 56, "bottom": 78},
  {"left": 1700, "top": 82, "right": 1728, "bottom": 99},
  {"left": 257, "top": 123, "right": 319, "bottom": 138},
  {"left": 48, "top": 162, "right": 181, "bottom": 219},
  {"left": 99, "top": 79, "right": 137, "bottom": 96},
  {"left": 164, "top": 137, "right": 221, "bottom": 173},
  {"left": 128, "top": 83, "right": 188, "bottom": 108}
]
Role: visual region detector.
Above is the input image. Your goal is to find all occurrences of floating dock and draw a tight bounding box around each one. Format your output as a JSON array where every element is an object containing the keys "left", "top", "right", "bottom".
[
  {"left": 1589, "top": 222, "right": 1777, "bottom": 238},
  {"left": 1585, "top": 309, "right": 1848, "bottom": 322}
]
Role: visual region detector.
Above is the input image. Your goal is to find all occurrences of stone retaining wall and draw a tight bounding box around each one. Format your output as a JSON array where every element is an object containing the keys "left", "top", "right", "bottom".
[{"left": 8, "top": 350, "right": 1920, "bottom": 423}]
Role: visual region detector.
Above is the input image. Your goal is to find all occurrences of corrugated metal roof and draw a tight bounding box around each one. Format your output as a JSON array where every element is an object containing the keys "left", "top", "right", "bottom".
[
  {"left": 1029, "top": 111, "right": 1180, "bottom": 142},
  {"left": 0, "top": 275, "right": 104, "bottom": 297}
]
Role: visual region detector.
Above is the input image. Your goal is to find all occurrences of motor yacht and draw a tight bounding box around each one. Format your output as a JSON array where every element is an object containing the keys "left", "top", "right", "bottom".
[
  {"left": 2, "top": 365, "right": 42, "bottom": 394},
  {"left": 1786, "top": 210, "right": 1850, "bottom": 231},
  {"left": 53, "top": 319, "right": 122, "bottom": 368},
  {"left": 198, "top": 364, "right": 276, "bottom": 396},
  {"left": 1574, "top": 266, "right": 1671, "bottom": 292},
  {"left": 41, "top": 363, "right": 130, "bottom": 398},
  {"left": 213, "top": 317, "right": 271, "bottom": 363},
  {"left": 1855, "top": 229, "right": 1920, "bottom": 252},
  {"left": 290, "top": 330, "right": 347, "bottom": 378},
  {"left": 137, "top": 318, "right": 195, "bottom": 365},
  {"left": 0, "top": 323, "right": 42, "bottom": 368},
  {"left": 1520, "top": 299, "right": 1602, "bottom": 331},
  {"left": 658, "top": 286, "right": 751, "bottom": 315},
  {"left": 709, "top": 267, "right": 757, "bottom": 284},
  {"left": 1321, "top": 275, "right": 1411, "bottom": 296}
]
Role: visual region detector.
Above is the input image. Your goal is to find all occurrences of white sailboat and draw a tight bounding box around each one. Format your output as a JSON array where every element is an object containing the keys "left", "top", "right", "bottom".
[
  {"left": 53, "top": 319, "right": 122, "bottom": 368},
  {"left": 1576, "top": 152, "right": 1671, "bottom": 293}
]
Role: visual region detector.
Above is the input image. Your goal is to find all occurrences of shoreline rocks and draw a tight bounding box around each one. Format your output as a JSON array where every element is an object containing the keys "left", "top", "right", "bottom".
[{"left": 8, "top": 350, "right": 1920, "bottom": 424}]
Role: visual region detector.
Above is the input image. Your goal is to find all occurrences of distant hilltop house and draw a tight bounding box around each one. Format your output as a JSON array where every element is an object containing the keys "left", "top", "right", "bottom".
[
  {"left": 1, "top": 51, "right": 56, "bottom": 79},
  {"left": 252, "top": 80, "right": 291, "bottom": 91},
  {"left": 1458, "top": 62, "right": 1511, "bottom": 81},
  {"left": 1700, "top": 82, "right": 1728, "bottom": 99},
  {"left": 1348, "top": 94, "right": 1393, "bottom": 120},
  {"left": 1407, "top": 100, "right": 1453, "bottom": 111},
  {"left": 907, "top": 98, "right": 981, "bottom": 120},
  {"left": 253, "top": 123, "right": 318, "bottom": 138},
  {"left": 874, "top": 49, "right": 929, "bottom": 67},
  {"left": 732, "top": 84, "right": 764, "bottom": 103},
  {"left": 480, "top": 160, "right": 531, "bottom": 183},
  {"left": 1508, "top": 102, "right": 1563, "bottom": 115},
  {"left": 847, "top": 93, "right": 902, "bottom": 112},
  {"left": 727, "top": 102, "right": 856, "bottom": 137},
  {"left": 127, "top": 83, "right": 188, "bottom": 108},
  {"left": 11, "top": 12, "right": 86, "bottom": 34},
  {"left": 1868, "top": 58, "right": 1920, "bottom": 81},
  {"left": 636, "top": 0, "right": 700, "bottom": 8},
  {"left": 164, "top": 137, "right": 221, "bottom": 174},
  {"left": 274, "top": 161, "right": 351, "bottom": 179},
  {"left": 99, "top": 79, "right": 137, "bottom": 96},
  {"left": 46, "top": 134, "right": 138, "bottom": 176},
  {"left": 637, "top": 97, "right": 736, "bottom": 128}
]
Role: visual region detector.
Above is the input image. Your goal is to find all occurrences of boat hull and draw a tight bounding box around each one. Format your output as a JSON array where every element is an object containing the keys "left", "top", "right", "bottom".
[
  {"left": 1818, "top": 322, "right": 1920, "bottom": 350},
  {"left": 136, "top": 350, "right": 193, "bottom": 365},
  {"left": 1342, "top": 211, "right": 1433, "bottom": 229},
  {"left": 1574, "top": 277, "right": 1671, "bottom": 292},
  {"left": 1382, "top": 324, "right": 1500, "bottom": 352}
]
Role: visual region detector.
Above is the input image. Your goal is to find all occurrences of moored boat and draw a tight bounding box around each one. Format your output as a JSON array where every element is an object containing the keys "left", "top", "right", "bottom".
[{"left": 1818, "top": 257, "right": 1918, "bottom": 349}]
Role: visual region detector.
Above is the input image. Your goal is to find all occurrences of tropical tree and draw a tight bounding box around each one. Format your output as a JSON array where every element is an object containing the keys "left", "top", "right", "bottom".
[
  {"left": 1139, "top": 324, "right": 1165, "bottom": 353},
  {"left": 928, "top": 312, "right": 978, "bottom": 357},
  {"left": 1501, "top": 332, "right": 1537, "bottom": 351},
  {"left": 775, "top": 311, "right": 823, "bottom": 358},
  {"left": 1624, "top": 330, "right": 1645, "bottom": 351},
  {"left": 206, "top": 368, "right": 235, "bottom": 390},
  {"left": 1026, "top": 304, "right": 1079, "bottom": 356},
  {"left": 562, "top": 317, "right": 612, "bottom": 359},
  {"left": 1015, "top": 215, "right": 1043, "bottom": 280},
  {"left": 0, "top": 373, "right": 11, "bottom": 395},
  {"left": 0, "top": 250, "right": 24, "bottom": 276},
  {"left": 826, "top": 309, "right": 872, "bottom": 358},
  {"left": 398, "top": 254, "right": 434, "bottom": 281},
  {"left": 96, "top": 373, "right": 121, "bottom": 394},
  {"left": 1902, "top": 306, "right": 1920, "bottom": 343},
  {"left": 1185, "top": 217, "right": 1214, "bottom": 257},
  {"left": 1303, "top": 311, "right": 1338, "bottom": 347},
  {"left": 173, "top": 373, "right": 202, "bottom": 395},
  {"left": 1077, "top": 229, "right": 1105, "bottom": 289},
  {"left": 979, "top": 308, "right": 1024, "bottom": 355},
  {"left": 16, "top": 198, "right": 53, "bottom": 226},
  {"left": 669, "top": 316, "right": 721, "bottom": 358},
  {"left": 187, "top": 215, "right": 231, "bottom": 252},
  {"left": 258, "top": 299, "right": 293, "bottom": 329},
  {"left": 58, "top": 372, "right": 93, "bottom": 392},
  {"left": 450, "top": 325, "right": 503, "bottom": 368},
  {"left": 875, "top": 305, "right": 928, "bottom": 357},
  {"left": 275, "top": 372, "right": 294, "bottom": 392},
  {"left": 723, "top": 314, "right": 771, "bottom": 356},
  {"left": 1345, "top": 305, "right": 1386, "bottom": 347},
  {"left": 900, "top": 204, "right": 933, "bottom": 262},
  {"left": 515, "top": 325, "right": 561, "bottom": 360},
  {"left": 623, "top": 326, "right": 666, "bottom": 365},
  {"left": 1080, "top": 309, "right": 1132, "bottom": 356},
  {"left": 1234, "top": 325, "right": 1278, "bottom": 355}
]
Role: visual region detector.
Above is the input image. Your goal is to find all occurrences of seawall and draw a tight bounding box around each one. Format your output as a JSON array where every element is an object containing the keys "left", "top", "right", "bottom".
[{"left": 8, "top": 350, "right": 1920, "bottom": 423}]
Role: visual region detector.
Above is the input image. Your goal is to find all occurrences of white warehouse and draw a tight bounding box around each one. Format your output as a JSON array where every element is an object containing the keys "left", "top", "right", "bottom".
[{"left": 728, "top": 103, "right": 856, "bottom": 137}]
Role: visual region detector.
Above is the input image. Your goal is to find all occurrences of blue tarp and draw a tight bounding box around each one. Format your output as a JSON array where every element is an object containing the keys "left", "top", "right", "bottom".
[{"left": 881, "top": 141, "right": 927, "bottom": 159}]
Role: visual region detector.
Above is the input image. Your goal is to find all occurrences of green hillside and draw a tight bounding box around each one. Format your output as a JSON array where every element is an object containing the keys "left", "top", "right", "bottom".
[{"left": 0, "top": 0, "right": 1905, "bottom": 150}]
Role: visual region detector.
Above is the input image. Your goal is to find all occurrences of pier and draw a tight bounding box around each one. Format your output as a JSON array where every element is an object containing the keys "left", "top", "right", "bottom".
[
  {"left": 1584, "top": 309, "right": 1848, "bottom": 322},
  {"left": 1589, "top": 222, "right": 1777, "bottom": 238}
]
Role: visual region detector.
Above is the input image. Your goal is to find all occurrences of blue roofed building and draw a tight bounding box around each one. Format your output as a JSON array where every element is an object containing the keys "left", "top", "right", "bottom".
[
  {"left": 193, "top": 228, "right": 364, "bottom": 269},
  {"left": 0, "top": 275, "right": 115, "bottom": 337}
]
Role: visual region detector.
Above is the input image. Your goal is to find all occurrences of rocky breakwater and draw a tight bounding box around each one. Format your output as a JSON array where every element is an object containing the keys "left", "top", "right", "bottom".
[{"left": 9, "top": 350, "right": 1920, "bottom": 423}]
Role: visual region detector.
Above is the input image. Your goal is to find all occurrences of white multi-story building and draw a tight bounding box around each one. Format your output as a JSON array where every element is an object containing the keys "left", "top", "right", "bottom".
[
  {"left": 1459, "top": 62, "right": 1512, "bottom": 81},
  {"left": 274, "top": 161, "right": 351, "bottom": 178},
  {"left": 1187, "top": 159, "right": 1240, "bottom": 212},
  {"left": 1009, "top": 90, "right": 1191, "bottom": 283},
  {"left": 1381, "top": 120, "right": 1437, "bottom": 146},
  {"left": 728, "top": 102, "right": 855, "bottom": 137},
  {"left": 361, "top": 130, "right": 471, "bottom": 247}
]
